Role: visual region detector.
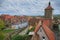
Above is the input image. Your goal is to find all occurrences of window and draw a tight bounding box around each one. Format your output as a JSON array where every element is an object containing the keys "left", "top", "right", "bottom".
[{"left": 42, "top": 36, "right": 45, "bottom": 40}]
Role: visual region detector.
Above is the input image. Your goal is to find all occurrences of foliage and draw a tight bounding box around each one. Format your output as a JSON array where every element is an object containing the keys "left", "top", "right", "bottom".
[
  {"left": 2, "top": 29, "right": 14, "bottom": 33},
  {"left": 26, "top": 26, "right": 35, "bottom": 34},
  {"left": 0, "top": 29, "right": 14, "bottom": 40},
  {"left": 0, "top": 31, "right": 5, "bottom": 40},
  {"left": 12, "top": 35, "right": 30, "bottom": 40},
  {"left": 0, "top": 19, "right": 5, "bottom": 30}
]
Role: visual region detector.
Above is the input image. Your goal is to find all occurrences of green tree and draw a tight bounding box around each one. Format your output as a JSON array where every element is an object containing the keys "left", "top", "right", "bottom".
[{"left": 0, "top": 19, "right": 5, "bottom": 30}]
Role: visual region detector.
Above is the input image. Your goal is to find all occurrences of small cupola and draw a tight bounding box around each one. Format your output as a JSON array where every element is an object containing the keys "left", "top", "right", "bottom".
[{"left": 45, "top": 2, "right": 53, "bottom": 10}]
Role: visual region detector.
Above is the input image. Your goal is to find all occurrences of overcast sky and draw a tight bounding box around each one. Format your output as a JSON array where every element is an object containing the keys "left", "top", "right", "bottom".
[{"left": 0, "top": 0, "right": 60, "bottom": 16}]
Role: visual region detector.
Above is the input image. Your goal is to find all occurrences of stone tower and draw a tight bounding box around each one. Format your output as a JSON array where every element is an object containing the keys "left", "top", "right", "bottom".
[{"left": 45, "top": 2, "right": 54, "bottom": 19}]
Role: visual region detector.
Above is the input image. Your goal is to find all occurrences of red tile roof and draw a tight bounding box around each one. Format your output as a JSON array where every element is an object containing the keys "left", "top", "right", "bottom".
[
  {"left": 34, "top": 20, "right": 55, "bottom": 40},
  {"left": 45, "top": 6, "right": 53, "bottom": 10},
  {"left": 34, "top": 21, "right": 41, "bottom": 33},
  {"left": 42, "top": 22, "right": 55, "bottom": 40}
]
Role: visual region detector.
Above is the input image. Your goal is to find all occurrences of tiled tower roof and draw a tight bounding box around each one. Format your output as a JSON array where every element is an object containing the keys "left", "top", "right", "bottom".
[{"left": 45, "top": 2, "right": 53, "bottom": 10}]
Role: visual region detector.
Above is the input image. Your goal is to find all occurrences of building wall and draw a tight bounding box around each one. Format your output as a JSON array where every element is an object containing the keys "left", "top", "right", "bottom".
[
  {"left": 45, "top": 10, "right": 53, "bottom": 19},
  {"left": 37, "top": 27, "right": 49, "bottom": 40}
]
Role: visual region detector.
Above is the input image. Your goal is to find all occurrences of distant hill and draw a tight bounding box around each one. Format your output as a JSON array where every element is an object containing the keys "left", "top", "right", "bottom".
[{"left": 54, "top": 15, "right": 60, "bottom": 19}]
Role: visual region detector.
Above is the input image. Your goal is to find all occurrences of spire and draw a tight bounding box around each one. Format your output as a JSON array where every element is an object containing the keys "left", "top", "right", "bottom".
[
  {"left": 49, "top": 2, "right": 51, "bottom": 6},
  {"left": 45, "top": 2, "right": 53, "bottom": 10}
]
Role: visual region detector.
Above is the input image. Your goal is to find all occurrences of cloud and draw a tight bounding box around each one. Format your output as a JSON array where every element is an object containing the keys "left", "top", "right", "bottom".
[
  {"left": 0, "top": 0, "right": 60, "bottom": 16},
  {"left": 50, "top": 0, "right": 60, "bottom": 15}
]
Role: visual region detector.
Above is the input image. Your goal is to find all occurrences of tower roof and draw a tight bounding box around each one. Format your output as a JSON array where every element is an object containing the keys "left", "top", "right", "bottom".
[{"left": 45, "top": 2, "right": 53, "bottom": 10}]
